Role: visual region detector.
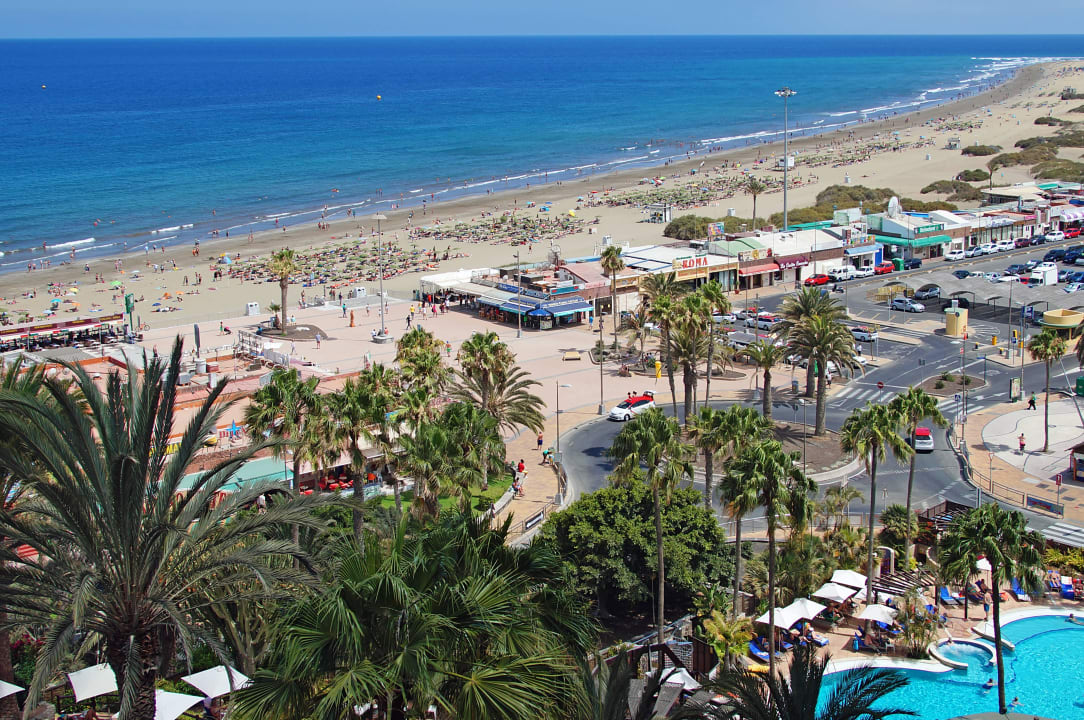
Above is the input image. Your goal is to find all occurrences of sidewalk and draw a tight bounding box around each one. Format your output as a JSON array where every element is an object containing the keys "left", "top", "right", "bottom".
[{"left": 961, "top": 398, "right": 1084, "bottom": 522}]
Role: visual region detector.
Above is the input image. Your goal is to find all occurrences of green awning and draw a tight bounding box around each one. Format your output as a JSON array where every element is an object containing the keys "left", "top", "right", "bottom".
[
  {"left": 179, "top": 456, "right": 292, "bottom": 493},
  {"left": 872, "top": 234, "right": 952, "bottom": 249}
]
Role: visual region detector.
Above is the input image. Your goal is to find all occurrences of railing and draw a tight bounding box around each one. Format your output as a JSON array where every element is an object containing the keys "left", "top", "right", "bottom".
[
  {"left": 953, "top": 421, "right": 1063, "bottom": 517},
  {"left": 718, "top": 511, "right": 875, "bottom": 538}
]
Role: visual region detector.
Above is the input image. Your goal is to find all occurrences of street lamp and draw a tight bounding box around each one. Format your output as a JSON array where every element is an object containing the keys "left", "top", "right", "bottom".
[
  {"left": 775, "top": 86, "right": 797, "bottom": 232},
  {"left": 556, "top": 382, "right": 572, "bottom": 453},
  {"left": 513, "top": 251, "right": 523, "bottom": 338},
  {"left": 372, "top": 214, "right": 388, "bottom": 339}
]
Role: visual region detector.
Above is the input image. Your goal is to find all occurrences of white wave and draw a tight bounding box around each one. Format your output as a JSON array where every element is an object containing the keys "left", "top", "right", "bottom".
[
  {"left": 53, "top": 237, "right": 96, "bottom": 249},
  {"left": 409, "top": 189, "right": 423, "bottom": 193},
  {"left": 153, "top": 225, "right": 181, "bottom": 233}
]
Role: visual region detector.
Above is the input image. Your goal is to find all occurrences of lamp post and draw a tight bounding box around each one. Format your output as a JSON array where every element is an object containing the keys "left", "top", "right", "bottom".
[
  {"left": 372, "top": 214, "right": 387, "bottom": 338},
  {"left": 556, "top": 382, "right": 572, "bottom": 453},
  {"left": 775, "top": 86, "right": 797, "bottom": 232},
  {"left": 514, "top": 251, "right": 523, "bottom": 338},
  {"left": 595, "top": 297, "right": 606, "bottom": 414}
]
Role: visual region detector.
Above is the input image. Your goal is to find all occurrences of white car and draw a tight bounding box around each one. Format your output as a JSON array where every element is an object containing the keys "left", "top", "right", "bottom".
[
  {"left": 995, "top": 239, "right": 1016, "bottom": 252},
  {"left": 944, "top": 250, "right": 966, "bottom": 261},
  {"left": 910, "top": 427, "right": 935, "bottom": 452},
  {"left": 712, "top": 312, "right": 737, "bottom": 324},
  {"left": 964, "top": 246, "right": 985, "bottom": 258},
  {"left": 798, "top": 358, "right": 839, "bottom": 376},
  {"left": 979, "top": 243, "right": 999, "bottom": 254},
  {"left": 1046, "top": 230, "right": 1066, "bottom": 242},
  {"left": 608, "top": 392, "right": 656, "bottom": 421},
  {"left": 853, "top": 266, "right": 876, "bottom": 279},
  {"left": 1066, "top": 282, "right": 1084, "bottom": 293},
  {"left": 891, "top": 297, "right": 925, "bottom": 312},
  {"left": 851, "top": 326, "right": 879, "bottom": 342}
]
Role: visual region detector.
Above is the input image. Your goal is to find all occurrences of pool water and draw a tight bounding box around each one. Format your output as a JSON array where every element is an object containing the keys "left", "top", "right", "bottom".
[{"left": 822, "top": 615, "right": 1084, "bottom": 719}]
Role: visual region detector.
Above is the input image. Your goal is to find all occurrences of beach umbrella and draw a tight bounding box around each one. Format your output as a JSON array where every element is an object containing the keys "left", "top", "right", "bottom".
[
  {"left": 154, "top": 690, "right": 203, "bottom": 720},
  {"left": 181, "top": 665, "right": 250, "bottom": 698},
  {"left": 754, "top": 605, "right": 803, "bottom": 630},
  {"left": 110, "top": 280, "right": 122, "bottom": 288},
  {"left": 812, "top": 582, "right": 857, "bottom": 604},
  {"left": 152, "top": 302, "right": 161, "bottom": 307},
  {"left": 856, "top": 604, "right": 898, "bottom": 624},
  {"left": 785, "top": 597, "right": 827, "bottom": 620},
  {"left": 831, "top": 569, "right": 868, "bottom": 589},
  {"left": 975, "top": 558, "right": 992, "bottom": 572},
  {"left": 664, "top": 668, "right": 700, "bottom": 691},
  {"left": 0, "top": 680, "right": 23, "bottom": 700},
  {"left": 68, "top": 664, "right": 118, "bottom": 702}
]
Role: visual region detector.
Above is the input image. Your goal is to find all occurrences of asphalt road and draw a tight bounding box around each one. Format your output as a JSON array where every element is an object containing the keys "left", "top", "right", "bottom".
[{"left": 559, "top": 322, "right": 1084, "bottom": 545}]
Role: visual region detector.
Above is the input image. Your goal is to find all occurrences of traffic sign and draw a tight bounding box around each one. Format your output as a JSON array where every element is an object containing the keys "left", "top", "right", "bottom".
[
  {"left": 877, "top": 381, "right": 885, "bottom": 390},
  {"left": 954, "top": 393, "right": 962, "bottom": 402}
]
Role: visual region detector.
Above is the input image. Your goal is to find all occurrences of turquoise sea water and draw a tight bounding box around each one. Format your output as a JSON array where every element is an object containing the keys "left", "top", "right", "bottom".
[
  {"left": 0, "top": 36, "right": 1082, "bottom": 269},
  {"left": 824, "top": 615, "right": 1084, "bottom": 719}
]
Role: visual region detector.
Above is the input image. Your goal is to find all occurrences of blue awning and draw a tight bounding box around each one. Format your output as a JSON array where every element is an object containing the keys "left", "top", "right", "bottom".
[
  {"left": 845, "top": 245, "right": 878, "bottom": 256},
  {"left": 500, "top": 298, "right": 539, "bottom": 314},
  {"left": 542, "top": 298, "right": 593, "bottom": 317}
]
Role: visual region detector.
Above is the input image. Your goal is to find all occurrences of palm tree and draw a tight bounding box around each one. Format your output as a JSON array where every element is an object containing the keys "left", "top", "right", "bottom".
[
  {"left": 889, "top": 387, "right": 948, "bottom": 565},
  {"left": 698, "top": 280, "right": 731, "bottom": 410},
  {"left": 820, "top": 485, "right": 864, "bottom": 530},
  {"left": 939, "top": 504, "right": 1044, "bottom": 714},
  {"left": 776, "top": 287, "right": 846, "bottom": 398},
  {"left": 743, "top": 177, "right": 768, "bottom": 229},
  {"left": 700, "top": 612, "right": 754, "bottom": 673},
  {"left": 741, "top": 339, "right": 788, "bottom": 420},
  {"left": 647, "top": 293, "right": 681, "bottom": 420},
  {"left": 1027, "top": 329, "right": 1068, "bottom": 452},
  {"left": 608, "top": 408, "right": 693, "bottom": 667},
  {"left": 684, "top": 644, "right": 915, "bottom": 720},
  {"left": 840, "top": 403, "right": 913, "bottom": 607},
  {"left": 0, "top": 339, "right": 323, "bottom": 720},
  {"left": 600, "top": 245, "right": 625, "bottom": 350},
  {"left": 441, "top": 401, "right": 505, "bottom": 494},
  {"left": 671, "top": 294, "right": 709, "bottom": 424},
  {"left": 688, "top": 406, "right": 728, "bottom": 511},
  {"left": 350, "top": 363, "right": 404, "bottom": 515},
  {"left": 787, "top": 314, "right": 860, "bottom": 435},
  {"left": 269, "top": 248, "right": 298, "bottom": 332},
  {"left": 724, "top": 439, "right": 815, "bottom": 681},
  {"left": 452, "top": 362, "right": 544, "bottom": 437},
  {"left": 716, "top": 406, "right": 773, "bottom": 618},
  {"left": 233, "top": 513, "right": 595, "bottom": 720},
  {"left": 397, "top": 422, "right": 457, "bottom": 520},
  {"left": 244, "top": 367, "right": 321, "bottom": 492}
]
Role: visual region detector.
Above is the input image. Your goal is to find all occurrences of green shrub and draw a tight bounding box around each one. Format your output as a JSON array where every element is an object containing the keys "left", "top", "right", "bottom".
[
  {"left": 1070, "top": 104, "right": 1084, "bottom": 114},
  {"left": 957, "top": 169, "right": 991, "bottom": 182},
  {"left": 963, "top": 375, "right": 972, "bottom": 386},
  {"left": 962, "top": 145, "right": 1000, "bottom": 156},
  {"left": 663, "top": 214, "right": 758, "bottom": 240},
  {"left": 1035, "top": 116, "right": 1072, "bottom": 126},
  {"left": 934, "top": 379, "right": 945, "bottom": 390},
  {"left": 900, "top": 198, "right": 960, "bottom": 212},
  {"left": 941, "top": 372, "right": 955, "bottom": 382},
  {"left": 918, "top": 180, "right": 981, "bottom": 202},
  {"left": 1031, "top": 159, "right": 1084, "bottom": 183},
  {"left": 988, "top": 145, "right": 1058, "bottom": 171}
]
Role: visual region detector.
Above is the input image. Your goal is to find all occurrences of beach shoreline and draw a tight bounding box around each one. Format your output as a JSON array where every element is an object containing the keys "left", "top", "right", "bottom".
[{"left": 5, "top": 59, "right": 1081, "bottom": 332}]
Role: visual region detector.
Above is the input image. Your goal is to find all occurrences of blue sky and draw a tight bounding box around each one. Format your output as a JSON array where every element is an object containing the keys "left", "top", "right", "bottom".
[{"left": 3, "top": 0, "right": 1082, "bottom": 38}]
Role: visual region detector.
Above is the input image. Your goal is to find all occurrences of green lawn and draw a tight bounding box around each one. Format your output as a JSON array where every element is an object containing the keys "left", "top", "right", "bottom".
[{"left": 376, "top": 472, "right": 514, "bottom": 513}]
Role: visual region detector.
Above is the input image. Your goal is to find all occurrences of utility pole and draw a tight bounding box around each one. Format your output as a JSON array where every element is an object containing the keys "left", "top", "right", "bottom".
[{"left": 514, "top": 251, "right": 522, "bottom": 339}]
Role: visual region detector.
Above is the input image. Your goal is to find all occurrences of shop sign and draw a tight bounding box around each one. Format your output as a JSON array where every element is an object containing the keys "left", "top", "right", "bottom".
[
  {"left": 672, "top": 256, "right": 711, "bottom": 271},
  {"left": 707, "top": 222, "right": 726, "bottom": 237},
  {"left": 776, "top": 255, "right": 809, "bottom": 270},
  {"left": 496, "top": 283, "right": 547, "bottom": 299},
  {"left": 737, "top": 248, "right": 770, "bottom": 262},
  {"left": 915, "top": 223, "right": 944, "bottom": 234}
]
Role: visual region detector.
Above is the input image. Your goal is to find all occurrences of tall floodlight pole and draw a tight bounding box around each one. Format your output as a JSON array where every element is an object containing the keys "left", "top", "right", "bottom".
[
  {"left": 775, "top": 87, "right": 797, "bottom": 232},
  {"left": 514, "top": 251, "right": 522, "bottom": 338},
  {"left": 372, "top": 214, "right": 387, "bottom": 337}
]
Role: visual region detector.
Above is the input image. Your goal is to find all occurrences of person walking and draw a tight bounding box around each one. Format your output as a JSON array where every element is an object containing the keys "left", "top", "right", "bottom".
[
  {"left": 1027, "top": 392, "right": 1037, "bottom": 410},
  {"left": 1018, "top": 433, "right": 1026, "bottom": 454},
  {"left": 537, "top": 431, "right": 544, "bottom": 455}
]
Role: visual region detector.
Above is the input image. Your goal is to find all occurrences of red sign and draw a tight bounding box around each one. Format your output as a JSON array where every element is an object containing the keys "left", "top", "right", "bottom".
[
  {"left": 877, "top": 381, "right": 885, "bottom": 389},
  {"left": 675, "top": 256, "right": 711, "bottom": 270},
  {"left": 775, "top": 255, "right": 810, "bottom": 270}
]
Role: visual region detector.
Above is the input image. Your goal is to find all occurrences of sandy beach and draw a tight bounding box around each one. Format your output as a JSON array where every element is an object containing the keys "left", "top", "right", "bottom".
[{"left": 6, "top": 60, "right": 1083, "bottom": 332}]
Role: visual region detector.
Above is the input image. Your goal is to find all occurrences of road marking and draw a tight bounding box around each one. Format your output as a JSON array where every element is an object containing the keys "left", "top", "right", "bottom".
[{"left": 1030, "top": 522, "right": 1084, "bottom": 548}]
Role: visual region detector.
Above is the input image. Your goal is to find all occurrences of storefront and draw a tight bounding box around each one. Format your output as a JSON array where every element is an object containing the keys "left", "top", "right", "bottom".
[
  {"left": 737, "top": 258, "right": 781, "bottom": 291},
  {"left": 774, "top": 254, "right": 809, "bottom": 285},
  {"left": 527, "top": 297, "right": 594, "bottom": 330}
]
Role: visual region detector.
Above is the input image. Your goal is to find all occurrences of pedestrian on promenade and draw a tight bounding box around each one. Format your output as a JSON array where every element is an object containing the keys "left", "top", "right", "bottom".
[
  {"left": 1018, "top": 433, "right": 1026, "bottom": 454},
  {"left": 1028, "top": 393, "right": 1037, "bottom": 410}
]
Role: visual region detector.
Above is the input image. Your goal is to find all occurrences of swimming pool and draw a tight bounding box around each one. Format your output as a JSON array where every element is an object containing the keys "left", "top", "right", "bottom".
[{"left": 822, "top": 611, "right": 1084, "bottom": 719}]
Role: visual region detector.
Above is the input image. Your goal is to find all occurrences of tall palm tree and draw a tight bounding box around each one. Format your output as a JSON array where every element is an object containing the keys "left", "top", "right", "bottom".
[
  {"left": 840, "top": 403, "right": 913, "bottom": 607},
  {"left": 776, "top": 287, "right": 846, "bottom": 398},
  {"left": 889, "top": 387, "right": 948, "bottom": 565},
  {"left": 743, "top": 177, "right": 768, "bottom": 229},
  {"left": 1027, "top": 329, "right": 1068, "bottom": 452},
  {"left": 608, "top": 409, "right": 693, "bottom": 667},
  {"left": 787, "top": 314, "right": 860, "bottom": 435},
  {"left": 0, "top": 339, "right": 324, "bottom": 720},
  {"left": 452, "top": 363, "right": 544, "bottom": 438},
  {"left": 688, "top": 405, "right": 728, "bottom": 511},
  {"left": 939, "top": 505, "right": 1044, "bottom": 715},
  {"left": 724, "top": 439, "right": 815, "bottom": 681},
  {"left": 233, "top": 513, "right": 595, "bottom": 720},
  {"left": 716, "top": 406, "right": 773, "bottom": 618},
  {"left": 397, "top": 422, "right": 457, "bottom": 520},
  {"left": 244, "top": 367, "right": 321, "bottom": 492},
  {"left": 683, "top": 644, "right": 915, "bottom": 720},
  {"left": 647, "top": 293, "right": 681, "bottom": 420},
  {"left": 698, "top": 280, "right": 731, "bottom": 410},
  {"left": 441, "top": 401, "right": 505, "bottom": 493},
  {"left": 268, "top": 248, "right": 298, "bottom": 332},
  {"left": 741, "top": 339, "right": 788, "bottom": 420},
  {"left": 671, "top": 293, "right": 709, "bottom": 424},
  {"left": 600, "top": 245, "right": 625, "bottom": 350}
]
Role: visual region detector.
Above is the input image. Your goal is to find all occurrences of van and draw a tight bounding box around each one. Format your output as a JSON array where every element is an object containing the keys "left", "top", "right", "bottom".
[
  {"left": 828, "top": 266, "right": 856, "bottom": 281},
  {"left": 1029, "top": 265, "right": 1058, "bottom": 287}
]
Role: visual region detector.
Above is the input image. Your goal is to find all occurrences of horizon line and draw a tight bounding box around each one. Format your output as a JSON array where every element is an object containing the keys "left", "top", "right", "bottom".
[{"left": 3, "top": 32, "right": 1084, "bottom": 41}]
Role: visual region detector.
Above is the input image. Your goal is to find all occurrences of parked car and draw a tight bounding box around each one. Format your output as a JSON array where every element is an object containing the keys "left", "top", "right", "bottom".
[
  {"left": 903, "top": 257, "right": 922, "bottom": 270},
  {"left": 910, "top": 427, "right": 935, "bottom": 452},
  {"left": 711, "top": 312, "right": 737, "bottom": 324},
  {"left": 851, "top": 325, "right": 879, "bottom": 342},
  {"left": 1067, "top": 228, "right": 1082, "bottom": 239},
  {"left": 746, "top": 312, "right": 780, "bottom": 331},
  {"left": 1045, "top": 249, "right": 1067, "bottom": 262},
  {"left": 979, "top": 243, "right": 999, "bottom": 254},
  {"left": 1059, "top": 269, "right": 1075, "bottom": 283},
  {"left": 952, "top": 269, "right": 973, "bottom": 279},
  {"left": 1005, "top": 263, "right": 1029, "bottom": 275},
  {"left": 1065, "top": 251, "right": 1084, "bottom": 265},
  {"left": 1014, "top": 237, "right": 1033, "bottom": 249},
  {"left": 995, "top": 239, "right": 1016, "bottom": 252},
  {"left": 798, "top": 358, "right": 839, "bottom": 376},
  {"left": 944, "top": 250, "right": 966, "bottom": 261},
  {"left": 1065, "top": 282, "right": 1084, "bottom": 293},
  {"left": 914, "top": 286, "right": 941, "bottom": 300},
  {"left": 1070, "top": 271, "right": 1084, "bottom": 283},
  {"left": 608, "top": 391, "right": 656, "bottom": 421},
  {"left": 1046, "top": 230, "right": 1066, "bottom": 242},
  {"left": 891, "top": 297, "right": 925, "bottom": 312},
  {"left": 735, "top": 306, "right": 759, "bottom": 320},
  {"left": 828, "top": 266, "right": 857, "bottom": 281},
  {"left": 853, "top": 266, "right": 876, "bottom": 278},
  {"left": 804, "top": 273, "right": 831, "bottom": 287},
  {"left": 965, "top": 245, "right": 986, "bottom": 258},
  {"left": 874, "top": 261, "right": 894, "bottom": 275}
]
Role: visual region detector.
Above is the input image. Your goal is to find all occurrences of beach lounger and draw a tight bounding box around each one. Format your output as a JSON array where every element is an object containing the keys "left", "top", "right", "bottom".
[
  {"left": 1010, "top": 578, "right": 1031, "bottom": 602},
  {"left": 749, "top": 642, "right": 770, "bottom": 662},
  {"left": 939, "top": 587, "right": 960, "bottom": 606},
  {"left": 852, "top": 633, "right": 881, "bottom": 654},
  {"left": 875, "top": 621, "right": 901, "bottom": 637},
  {"left": 753, "top": 638, "right": 784, "bottom": 658}
]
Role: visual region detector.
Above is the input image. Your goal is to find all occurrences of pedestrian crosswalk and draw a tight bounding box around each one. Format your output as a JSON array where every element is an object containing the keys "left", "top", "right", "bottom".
[
  {"left": 1030, "top": 522, "right": 1084, "bottom": 549},
  {"left": 830, "top": 384, "right": 960, "bottom": 409}
]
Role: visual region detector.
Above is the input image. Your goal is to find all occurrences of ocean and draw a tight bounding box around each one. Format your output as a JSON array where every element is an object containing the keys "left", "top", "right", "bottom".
[{"left": 0, "top": 35, "right": 1081, "bottom": 269}]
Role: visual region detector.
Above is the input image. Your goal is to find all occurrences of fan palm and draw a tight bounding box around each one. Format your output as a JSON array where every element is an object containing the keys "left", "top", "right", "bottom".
[
  {"left": 680, "top": 643, "right": 915, "bottom": 720},
  {"left": 776, "top": 287, "right": 846, "bottom": 398},
  {"left": 724, "top": 439, "right": 815, "bottom": 680},
  {"left": 744, "top": 177, "right": 768, "bottom": 229},
  {"left": 1027, "top": 329, "right": 1068, "bottom": 452},
  {"left": 396, "top": 421, "right": 458, "bottom": 521},
  {"left": 716, "top": 406, "right": 773, "bottom": 617},
  {"left": 787, "top": 314, "right": 860, "bottom": 435},
  {"left": 888, "top": 387, "right": 947, "bottom": 564},
  {"left": 0, "top": 339, "right": 324, "bottom": 720},
  {"left": 351, "top": 363, "right": 404, "bottom": 515},
  {"left": 840, "top": 403, "right": 912, "bottom": 607},
  {"left": 939, "top": 504, "right": 1044, "bottom": 714},
  {"left": 608, "top": 408, "right": 693, "bottom": 667},
  {"left": 741, "top": 339, "right": 788, "bottom": 420},
  {"left": 687, "top": 406, "right": 728, "bottom": 511},
  {"left": 698, "top": 280, "right": 731, "bottom": 410},
  {"left": 600, "top": 245, "right": 625, "bottom": 350},
  {"left": 268, "top": 248, "right": 298, "bottom": 331},
  {"left": 244, "top": 367, "right": 321, "bottom": 492}
]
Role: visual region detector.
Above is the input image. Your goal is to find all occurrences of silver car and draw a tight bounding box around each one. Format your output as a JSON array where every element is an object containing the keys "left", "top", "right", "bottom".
[{"left": 891, "top": 297, "right": 925, "bottom": 313}]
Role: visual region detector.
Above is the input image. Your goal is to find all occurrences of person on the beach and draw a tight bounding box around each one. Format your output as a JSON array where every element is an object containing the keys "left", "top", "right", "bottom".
[
  {"left": 537, "top": 432, "right": 544, "bottom": 453},
  {"left": 1019, "top": 433, "right": 1026, "bottom": 453}
]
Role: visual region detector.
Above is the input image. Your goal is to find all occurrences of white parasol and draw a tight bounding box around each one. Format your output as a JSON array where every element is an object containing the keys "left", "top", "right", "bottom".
[
  {"left": 831, "top": 569, "right": 868, "bottom": 589},
  {"left": 154, "top": 690, "right": 203, "bottom": 720},
  {"left": 68, "top": 664, "right": 118, "bottom": 703},
  {"left": 857, "top": 604, "right": 898, "bottom": 624},
  {"left": 0, "top": 680, "right": 23, "bottom": 700},
  {"left": 181, "top": 665, "right": 250, "bottom": 698},
  {"left": 812, "top": 582, "right": 857, "bottom": 603}
]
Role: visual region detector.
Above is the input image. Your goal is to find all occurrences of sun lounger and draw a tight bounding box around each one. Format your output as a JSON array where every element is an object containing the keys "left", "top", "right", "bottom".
[
  {"left": 939, "top": 587, "right": 960, "bottom": 606},
  {"left": 748, "top": 642, "right": 770, "bottom": 662},
  {"left": 1010, "top": 578, "right": 1031, "bottom": 602},
  {"left": 875, "top": 621, "right": 901, "bottom": 637},
  {"left": 852, "top": 633, "right": 881, "bottom": 654},
  {"left": 753, "top": 637, "right": 784, "bottom": 658}
]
